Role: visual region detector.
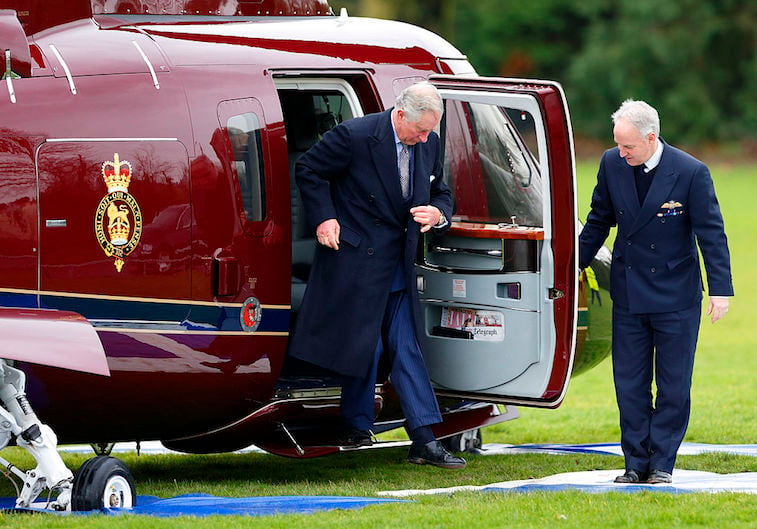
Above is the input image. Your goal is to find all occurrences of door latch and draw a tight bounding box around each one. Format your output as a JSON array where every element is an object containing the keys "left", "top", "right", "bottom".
[{"left": 548, "top": 288, "right": 565, "bottom": 299}]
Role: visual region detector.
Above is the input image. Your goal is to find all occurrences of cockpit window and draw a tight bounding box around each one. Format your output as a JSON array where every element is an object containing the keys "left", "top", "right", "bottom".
[{"left": 226, "top": 112, "right": 265, "bottom": 222}]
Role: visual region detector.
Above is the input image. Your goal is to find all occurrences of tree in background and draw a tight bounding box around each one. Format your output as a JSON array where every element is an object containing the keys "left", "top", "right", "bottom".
[
  {"left": 566, "top": 0, "right": 756, "bottom": 145},
  {"left": 338, "top": 0, "right": 586, "bottom": 79},
  {"left": 333, "top": 0, "right": 755, "bottom": 146}
]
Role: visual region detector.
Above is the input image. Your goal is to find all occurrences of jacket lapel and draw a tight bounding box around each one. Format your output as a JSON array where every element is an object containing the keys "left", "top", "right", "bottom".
[
  {"left": 368, "top": 110, "right": 405, "bottom": 221},
  {"left": 614, "top": 157, "right": 640, "bottom": 217}
]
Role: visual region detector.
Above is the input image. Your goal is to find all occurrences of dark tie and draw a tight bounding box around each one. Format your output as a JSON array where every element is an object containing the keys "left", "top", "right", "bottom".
[
  {"left": 399, "top": 143, "right": 410, "bottom": 199},
  {"left": 634, "top": 164, "right": 655, "bottom": 204}
]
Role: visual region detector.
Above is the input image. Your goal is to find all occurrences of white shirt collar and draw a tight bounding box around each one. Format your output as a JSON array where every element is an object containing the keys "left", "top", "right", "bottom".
[
  {"left": 644, "top": 140, "right": 664, "bottom": 172},
  {"left": 390, "top": 110, "right": 401, "bottom": 145},
  {"left": 390, "top": 110, "right": 410, "bottom": 154}
]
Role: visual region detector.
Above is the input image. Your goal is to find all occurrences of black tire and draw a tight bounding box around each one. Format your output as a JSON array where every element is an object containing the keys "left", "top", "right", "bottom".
[
  {"left": 71, "top": 456, "right": 136, "bottom": 511},
  {"left": 442, "top": 429, "right": 483, "bottom": 454}
]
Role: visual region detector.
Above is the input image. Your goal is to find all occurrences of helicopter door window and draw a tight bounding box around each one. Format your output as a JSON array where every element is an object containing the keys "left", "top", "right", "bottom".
[
  {"left": 226, "top": 112, "right": 265, "bottom": 222},
  {"left": 444, "top": 101, "right": 543, "bottom": 228}
]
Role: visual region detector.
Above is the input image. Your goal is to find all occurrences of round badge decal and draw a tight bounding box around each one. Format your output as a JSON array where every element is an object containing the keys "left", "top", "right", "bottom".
[{"left": 240, "top": 297, "right": 262, "bottom": 332}]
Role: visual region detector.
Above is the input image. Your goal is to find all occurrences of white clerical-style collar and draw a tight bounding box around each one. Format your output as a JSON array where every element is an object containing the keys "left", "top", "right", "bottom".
[{"left": 644, "top": 140, "right": 664, "bottom": 172}]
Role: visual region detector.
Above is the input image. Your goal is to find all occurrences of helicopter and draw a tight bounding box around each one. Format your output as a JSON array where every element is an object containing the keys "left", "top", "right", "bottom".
[{"left": 0, "top": 0, "right": 611, "bottom": 511}]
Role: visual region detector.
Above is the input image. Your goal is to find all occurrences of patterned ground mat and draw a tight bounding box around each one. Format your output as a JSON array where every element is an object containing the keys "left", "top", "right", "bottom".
[{"left": 378, "top": 469, "right": 757, "bottom": 497}]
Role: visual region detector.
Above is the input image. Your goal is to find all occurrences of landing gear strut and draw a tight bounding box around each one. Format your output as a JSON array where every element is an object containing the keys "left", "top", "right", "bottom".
[{"left": 0, "top": 359, "right": 135, "bottom": 511}]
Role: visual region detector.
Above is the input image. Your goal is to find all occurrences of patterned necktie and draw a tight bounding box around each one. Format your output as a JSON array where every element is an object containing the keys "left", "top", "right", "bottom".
[{"left": 399, "top": 143, "right": 410, "bottom": 199}]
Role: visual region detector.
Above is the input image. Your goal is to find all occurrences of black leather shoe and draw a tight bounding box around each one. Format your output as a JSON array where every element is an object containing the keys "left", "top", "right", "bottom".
[
  {"left": 407, "top": 440, "right": 466, "bottom": 469},
  {"left": 339, "top": 428, "right": 373, "bottom": 447},
  {"left": 647, "top": 469, "right": 672, "bottom": 484},
  {"left": 614, "top": 469, "right": 646, "bottom": 483}
]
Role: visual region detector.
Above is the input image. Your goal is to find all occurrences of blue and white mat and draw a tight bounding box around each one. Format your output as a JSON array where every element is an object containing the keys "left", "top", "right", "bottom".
[
  {"left": 0, "top": 494, "right": 405, "bottom": 517},
  {"left": 378, "top": 469, "right": 757, "bottom": 497},
  {"left": 474, "top": 442, "right": 757, "bottom": 458},
  {"left": 45, "top": 441, "right": 756, "bottom": 508}
]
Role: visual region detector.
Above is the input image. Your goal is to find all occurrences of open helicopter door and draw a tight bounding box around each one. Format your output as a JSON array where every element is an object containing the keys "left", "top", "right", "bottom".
[{"left": 419, "top": 76, "right": 577, "bottom": 407}]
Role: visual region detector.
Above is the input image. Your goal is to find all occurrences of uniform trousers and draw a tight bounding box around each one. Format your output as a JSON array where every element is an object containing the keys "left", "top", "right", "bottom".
[
  {"left": 611, "top": 302, "right": 701, "bottom": 473},
  {"left": 340, "top": 289, "right": 442, "bottom": 432}
]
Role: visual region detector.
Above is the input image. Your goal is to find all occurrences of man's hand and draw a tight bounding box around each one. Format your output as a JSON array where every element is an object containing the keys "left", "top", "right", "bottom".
[
  {"left": 316, "top": 218, "right": 340, "bottom": 250},
  {"left": 707, "top": 296, "right": 729, "bottom": 324},
  {"left": 410, "top": 205, "right": 442, "bottom": 233}
]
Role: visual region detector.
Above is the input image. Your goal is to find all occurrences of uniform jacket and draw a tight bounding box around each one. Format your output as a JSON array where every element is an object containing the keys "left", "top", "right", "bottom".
[
  {"left": 579, "top": 139, "right": 733, "bottom": 314},
  {"left": 288, "top": 109, "right": 453, "bottom": 377}
]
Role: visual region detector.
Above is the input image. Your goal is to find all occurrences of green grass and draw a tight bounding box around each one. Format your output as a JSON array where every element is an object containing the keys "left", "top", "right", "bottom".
[{"left": 0, "top": 162, "right": 754, "bottom": 528}]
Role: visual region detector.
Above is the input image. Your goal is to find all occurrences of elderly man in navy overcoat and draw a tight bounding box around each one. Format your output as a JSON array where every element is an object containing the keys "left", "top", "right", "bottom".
[
  {"left": 288, "top": 82, "right": 464, "bottom": 469},
  {"left": 579, "top": 99, "right": 733, "bottom": 484}
]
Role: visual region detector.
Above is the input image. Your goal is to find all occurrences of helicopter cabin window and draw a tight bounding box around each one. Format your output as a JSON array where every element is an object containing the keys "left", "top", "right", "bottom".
[{"left": 226, "top": 112, "right": 265, "bottom": 222}]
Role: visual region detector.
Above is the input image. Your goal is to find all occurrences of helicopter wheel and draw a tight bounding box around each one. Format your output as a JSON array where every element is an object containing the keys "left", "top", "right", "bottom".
[
  {"left": 71, "top": 456, "right": 136, "bottom": 511},
  {"left": 442, "top": 428, "right": 482, "bottom": 453}
]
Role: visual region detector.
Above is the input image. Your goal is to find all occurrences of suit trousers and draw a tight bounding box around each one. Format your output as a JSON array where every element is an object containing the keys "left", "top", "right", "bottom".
[
  {"left": 340, "top": 289, "right": 442, "bottom": 432},
  {"left": 611, "top": 302, "right": 701, "bottom": 473}
]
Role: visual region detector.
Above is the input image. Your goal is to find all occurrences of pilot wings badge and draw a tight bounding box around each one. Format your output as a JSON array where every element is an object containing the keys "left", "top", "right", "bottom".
[
  {"left": 94, "top": 153, "right": 143, "bottom": 272},
  {"left": 656, "top": 200, "right": 684, "bottom": 218}
]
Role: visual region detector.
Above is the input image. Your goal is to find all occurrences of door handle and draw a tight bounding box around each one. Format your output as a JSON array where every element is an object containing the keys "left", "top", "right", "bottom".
[
  {"left": 548, "top": 288, "right": 565, "bottom": 299},
  {"left": 213, "top": 249, "right": 239, "bottom": 297},
  {"left": 430, "top": 245, "right": 502, "bottom": 258}
]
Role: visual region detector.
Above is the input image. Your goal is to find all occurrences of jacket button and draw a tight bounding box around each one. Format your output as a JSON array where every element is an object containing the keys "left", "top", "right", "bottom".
[
  {"left": 661, "top": 218, "right": 666, "bottom": 224},
  {"left": 650, "top": 243, "right": 656, "bottom": 250},
  {"left": 619, "top": 210, "right": 625, "bottom": 215},
  {"left": 367, "top": 248, "right": 375, "bottom": 255},
  {"left": 651, "top": 267, "right": 656, "bottom": 273},
  {"left": 626, "top": 240, "right": 632, "bottom": 246},
  {"left": 627, "top": 265, "right": 632, "bottom": 270}
]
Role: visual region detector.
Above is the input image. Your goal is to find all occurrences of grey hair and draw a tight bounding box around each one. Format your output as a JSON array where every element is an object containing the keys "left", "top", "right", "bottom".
[
  {"left": 395, "top": 81, "right": 443, "bottom": 122},
  {"left": 611, "top": 99, "right": 660, "bottom": 138}
]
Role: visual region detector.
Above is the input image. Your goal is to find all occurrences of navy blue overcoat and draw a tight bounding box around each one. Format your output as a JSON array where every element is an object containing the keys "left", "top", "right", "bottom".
[
  {"left": 288, "top": 109, "right": 453, "bottom": 377},
  {"left": 579, "top": 139, "right": 733, "bottom": 313}
]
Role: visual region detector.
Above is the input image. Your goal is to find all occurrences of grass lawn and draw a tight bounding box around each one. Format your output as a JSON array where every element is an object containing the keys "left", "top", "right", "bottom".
[{"left": 0, "top": 161, "right": 754, "bottom": 528}]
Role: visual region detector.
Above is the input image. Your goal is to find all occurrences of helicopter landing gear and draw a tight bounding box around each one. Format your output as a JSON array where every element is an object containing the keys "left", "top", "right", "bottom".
[{"left": 0, "top": 359, "right": 134, "bottom": 512}]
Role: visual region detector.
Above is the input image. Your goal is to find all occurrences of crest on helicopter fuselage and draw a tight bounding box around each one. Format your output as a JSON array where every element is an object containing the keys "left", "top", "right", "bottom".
[{"left": 94, "top": 153, "right": 143, "bottom": 272}]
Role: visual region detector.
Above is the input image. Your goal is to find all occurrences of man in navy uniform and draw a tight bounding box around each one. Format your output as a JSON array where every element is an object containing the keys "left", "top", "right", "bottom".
[
  {"left": 288, "top": 82, "right": 464, "bottom": 469},
  {"left": 579, "top": 99, "right": 733, "bottom": 484}
]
